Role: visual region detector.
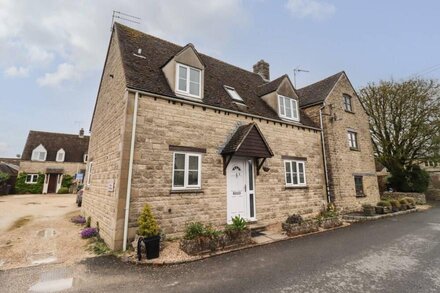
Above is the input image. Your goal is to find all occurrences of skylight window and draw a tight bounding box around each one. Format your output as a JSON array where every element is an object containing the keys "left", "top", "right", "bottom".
[{"left": 224, "top": 86, "right": 243, "bottom": 102}]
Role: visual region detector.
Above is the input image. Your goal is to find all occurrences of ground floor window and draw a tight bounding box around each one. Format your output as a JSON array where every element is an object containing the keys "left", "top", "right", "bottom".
[
  {"left": 354, "top": 176, "right": 365, "bottom": 197},
  {"left": 172, "top": 152, "right": 201, "bottom": 189},
  {"left": 25, "top": 174, "right": 39, "bottom": 184},
  {"left": 284, "top": 160, "right": 306, "bottom": 187}
]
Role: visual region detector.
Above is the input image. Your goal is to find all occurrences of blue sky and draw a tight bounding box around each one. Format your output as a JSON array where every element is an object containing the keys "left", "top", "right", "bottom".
[{"left": 1, "top": 0, "right": 439, "bottom": 157}]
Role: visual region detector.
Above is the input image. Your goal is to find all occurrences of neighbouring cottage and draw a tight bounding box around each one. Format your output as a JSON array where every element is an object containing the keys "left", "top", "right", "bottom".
[
  {"left": 19, "top": 129, "right": 89, "bottom": 194},
  {"left": 83, "top": 23, "right": 379, "bottom": 250},
  {"left": 0, "top": 160, "right": 19, "bottom": 195}
]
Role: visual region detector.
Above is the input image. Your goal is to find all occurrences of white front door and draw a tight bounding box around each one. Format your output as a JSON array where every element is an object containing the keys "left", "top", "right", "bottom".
[{"left": 227, "top": 157, "right": 256, "bottom": 223}]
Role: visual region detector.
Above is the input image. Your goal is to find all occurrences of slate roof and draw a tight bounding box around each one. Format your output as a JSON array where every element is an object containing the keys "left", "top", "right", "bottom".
[
  {"left": 114, "top": 23, "right": 318, "bottom": 129},
  {"left": 21, "top": 131, "right": 89, "bottom": 163},
  {"left": 297, "top": 71, "right": 344, "bottom": 107}
]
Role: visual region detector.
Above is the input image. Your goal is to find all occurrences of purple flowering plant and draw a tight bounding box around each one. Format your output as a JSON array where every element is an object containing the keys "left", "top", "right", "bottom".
[
  {"left": 81, "top": 227, "right": 98, "bottom": 239},
  {"left": 71, "top": 215, "right": 86, "bottom": 224}
]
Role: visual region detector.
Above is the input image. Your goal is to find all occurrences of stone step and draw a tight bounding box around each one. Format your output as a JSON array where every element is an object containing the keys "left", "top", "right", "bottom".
[{"left": 248, "top": 222, "right": 270, "bottom": 237}]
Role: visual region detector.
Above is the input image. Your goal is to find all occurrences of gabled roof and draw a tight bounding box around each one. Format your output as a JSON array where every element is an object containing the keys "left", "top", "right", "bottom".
[
  {"left": 222, "top": 123, "right": 273, "bottom": 158},
  {"left": 113, "top": 23, "right": 318, "bottom": 129},
  {"left": 21, "top": 131, "right": 89, "bottom": 163},
  {"left": 297, "top": 71, "right": 344, "bottom": 107},
  {"left": 257, "top": 74, "right": 288, "bottom": 97}
]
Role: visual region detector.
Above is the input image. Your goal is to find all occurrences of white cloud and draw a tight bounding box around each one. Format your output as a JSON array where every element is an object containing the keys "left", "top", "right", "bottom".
[
  {"left": 0, "top": 0, "right": 248, "bottom": 87},
  {"left": 286, "top": 0, "right": 335, "bottom": 20},
  {"left": 4, "top": 66, "right": 29, "bottom": 77}
]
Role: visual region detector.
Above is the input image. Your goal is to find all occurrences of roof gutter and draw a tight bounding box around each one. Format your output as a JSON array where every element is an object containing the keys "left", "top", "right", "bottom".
[
  {"left": 126, "top": 87, "right": 322, "bottom": 132},
  {"left": 319, "top": 103, "right": 331, "bottom": 203},
  {"left": 122, "top": 91, "right": 139, "bottom": 251}
]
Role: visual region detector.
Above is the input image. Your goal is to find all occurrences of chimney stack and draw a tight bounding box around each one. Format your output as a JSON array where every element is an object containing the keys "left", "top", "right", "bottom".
[
  {"left": 79, "top": 128, "right": 84, "bottom": 138},
  {"left": 253, "top": 59, "right": 270, "bottom": 81}
]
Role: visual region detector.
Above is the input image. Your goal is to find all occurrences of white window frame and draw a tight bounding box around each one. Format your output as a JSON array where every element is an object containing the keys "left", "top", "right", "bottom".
[
  {"left": 284, "top": 160, "right": 307, "bottom": 187},
  {"left": 56, "top": 148, "right": 65, "bottom": 162},
  {"left": 348, "top": 131, "right": 358, "bottom": 149},
  {"left": 86, "top": 161, "right": 93, "bottom": 185},
  {"left": 224, "top": 86, "right": 244, "bottom": 102},
  {"left": 278, "top": 95, "right": 299, "bottom": 121},
  {"left": 83, "top": 154, "right": 88, "bottom": 163},
  {"left": 31, "top": 144, "right": 47, "bottom": 161},
  {"left": 172, "top": 152, "right": 202, "bottom": 190},
  {"left": 343, "top": 94, "right": 353, "bottom": 112},
  {"left": 175, "top": 63, "right": 202, "bottom": 99},
  {"left": 25, "top": 174, "right": 39, "bottom": 184}
]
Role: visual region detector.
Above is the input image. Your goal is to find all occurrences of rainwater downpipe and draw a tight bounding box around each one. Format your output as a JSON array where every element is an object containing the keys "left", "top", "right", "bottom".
[
  {"left": 123, "top": 91, "right": 139, "bottom": 251},
  {"left": 319, "top": 103, "right": 331, "bottom": 203}
]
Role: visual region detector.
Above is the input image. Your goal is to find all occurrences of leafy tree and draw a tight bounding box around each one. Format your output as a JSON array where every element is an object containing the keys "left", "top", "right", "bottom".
[{"left": 359, "top": 78, "right": 440, "bottom": 191}]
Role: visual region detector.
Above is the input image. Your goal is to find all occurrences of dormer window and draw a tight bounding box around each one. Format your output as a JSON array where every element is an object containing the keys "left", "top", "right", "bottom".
[
  {"left": 224, "top": 86, "right": 244, "bottom": 103},
  {"left": 278, "top": 95, "right": 299, "bottom": 121},
  {"left": 56, "top": 148, "right": 65, "bottom": 162},
  {"left": 31, "top": 144, "right": 47, "bottom": 161},
  {"left": 176, "top": 63, "right": 201, "bottom": 98}
]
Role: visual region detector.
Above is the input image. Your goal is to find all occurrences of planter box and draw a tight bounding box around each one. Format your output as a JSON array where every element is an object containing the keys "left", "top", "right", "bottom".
[
  {"left": 320, "top": 217, "right": 343, "bottom": 229},
  {"left": 282, "top": 220, "right": 319, "bottom": 237},
  {"left": 180, "top": 229, "right": 252, "bottom": 256},
  {"left": 375, "top": 206, "right": 391, "bottom": 214},
  {"left": 363, "top": 206, "right": 375, "bottom": 216}
]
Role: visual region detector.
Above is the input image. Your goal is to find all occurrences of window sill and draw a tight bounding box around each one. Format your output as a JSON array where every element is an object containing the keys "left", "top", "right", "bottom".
[
  {"left": 344, "top": 110, "right": 355, "bottom": 114},
  {"left": 350, "top": 147, "right": 360, "bottom": 152},
  {"left": 285, "top": 185, "right": 308, "bottom": 190},
  {"left": 170, "top": 189, "right": 204, "bottom": 195}
]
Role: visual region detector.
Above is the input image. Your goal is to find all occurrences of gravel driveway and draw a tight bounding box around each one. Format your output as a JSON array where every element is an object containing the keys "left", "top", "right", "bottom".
[{"left": 0, "top": 194, "right": 93, "bottom": 270}]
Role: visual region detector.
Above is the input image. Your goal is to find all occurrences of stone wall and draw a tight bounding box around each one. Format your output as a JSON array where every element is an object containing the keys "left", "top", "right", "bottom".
[
  {"left": 303, "top": 74, "right": 380, "bottom": 211},
  {"left": 382, "top": 192, "right": 426, "bottom": 205},
  {"left": 126, "top": 95, "right": 327, "bottom": 240},
  {"left": 81, "top": 29, "right": 131, "bottom": 250}
]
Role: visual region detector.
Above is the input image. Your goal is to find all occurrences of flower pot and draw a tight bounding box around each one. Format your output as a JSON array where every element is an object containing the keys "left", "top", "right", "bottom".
[{"left": 143, "top": 235, "right": 161, "bottom": 259}]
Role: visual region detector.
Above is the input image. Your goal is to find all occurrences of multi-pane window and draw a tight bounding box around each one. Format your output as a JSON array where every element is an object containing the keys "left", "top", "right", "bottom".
[
  {"left": 354, "top": 176, "right": 364, "bottom": 197},
  {"left": 278, "top": 95, "right": 299, "bottom": 121},
  {"left": 343, "top": 94, "right": 353, "bottom": 112},
  {"left": 176, "top": 63, "right": 201, "bottom": 98},
  {"left": 25, "top": 174, "right": 39, "bottom": 184},
  {"left": 348, "top": 131, "right": 358, "bottom": 149},
  {"left": 172, "top": 153, "right": 201, "bottom": 189},
  {"left": 56, "top": 149, "right": 65, "bottom": 162},
  {"left": 284, "top": 160, "right": 306, "bottom": 186},
  {"left": 31, "top": 144, "right": 47, "bottom": 161}
]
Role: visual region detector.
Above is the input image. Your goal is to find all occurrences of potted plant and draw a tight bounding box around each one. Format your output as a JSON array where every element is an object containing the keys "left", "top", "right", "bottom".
[
  {"left": 137, "top": 204, "right": 161, "bottom": 260},
  {"left": 282, "top": 214, "right": 319, "bottom": 237},
  {"left": 224, "top": 216, "right": 252, "bottom": 246},
  {"left": 399, "top": 199, "right": 408, "bottom": 211},
  {"left": 362, "top": 204, "right": 375, "bottom": 216},
  {"left": 388, "top": 199, "right": 401, "bottom": 212},
  {"left": 375, "top": 200, "right": 392, "bottom": 214}
]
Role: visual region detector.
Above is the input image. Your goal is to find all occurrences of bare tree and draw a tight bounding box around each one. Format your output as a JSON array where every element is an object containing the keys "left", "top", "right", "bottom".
[{"left": 359, "top": 78, "right": 440, "bottom": 175}]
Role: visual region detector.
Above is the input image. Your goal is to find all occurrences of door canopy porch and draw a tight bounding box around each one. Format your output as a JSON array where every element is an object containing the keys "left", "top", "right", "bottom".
[{"left": 221, "top": 123, "right": 274, "bottom": 175}]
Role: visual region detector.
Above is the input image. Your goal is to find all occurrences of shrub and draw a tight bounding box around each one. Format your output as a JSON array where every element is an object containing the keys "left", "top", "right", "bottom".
[
  {"left": 286, "top": 214, "right": 303, "bottom": 225},
  {"left": 85, "top": 216, "right": 91, "bottom": 228},
  {"left": 15, "top": 172, "right": 44, "bottom": 194},
  {"left": 405, "top": 197, "right": 416, "bottom": 205},
  {"left": 88, "top": 238, "right": 111, "bottom": 255},
  {"left": 0, "top": 172, "right": 9, "bottom": 184},
  {"left": 388, "top": 165, "right": 430, "bottom": 192},
  {"left": 57, "top": 187, "right": 69, "bottom": 194},
  {"left": 226, "top": 215, "right": 247, "bottom": 232},
  {"left": 71, "top": 215, "right": 86, "bottom": 224},
  {"left": 388, "top": 199, "right": 401, "bottom": 208},
  {"left": 61, "top": 175, "right": 73, "bottom": 188},
  {"left": 81, "top": 227, "right": 98, "bottom": 239},
  {"left": 137, "top": 204, "right": 160, "bottom": 238},
  {"left": 319, "top": 203, "right": 339, "bottom": 219},
  {"left": 184, "top": 222, "right": 222, "bottom": 240},
  {"left": 377, "top": 200, "right": 391, "bottom": 207},
  {"left": 399, "top": 198, "right": 408, "bottom": 205}
]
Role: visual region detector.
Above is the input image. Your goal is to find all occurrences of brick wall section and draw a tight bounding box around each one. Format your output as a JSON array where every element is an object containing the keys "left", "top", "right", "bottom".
[
  {"left": 81, "top": 30, "right": 130, "bottom": 250},
  {"left": 126, "top": 95, "right": 326, "bottom": 239},
  {"left": 303, "top": 74, "right": 380, "bottom": 211},
  {"left": 19, "top": 161, "right": 86, "bottom": 175}
]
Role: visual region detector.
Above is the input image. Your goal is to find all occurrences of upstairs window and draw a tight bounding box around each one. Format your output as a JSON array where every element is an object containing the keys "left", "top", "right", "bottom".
[
  {"left": 348, "top": 131, "right": 358, "bottom": 150},
  {"left": 343, "top": 94, "right": 353, "bottom": 112},
  {"left": 278, "top": 95, "right": 299, "bottom": 121},
  {"left": 284, "top": 160, "right": 306, "bottom": 187},
  {"left": 354, "top": 176, "right": 364, "bottom": 197},
  {"left": 224, "top": 86, "right": 244, "bottom": 102},
  {"left": 176, "top": 63, "right": 201, "bottom": 98},
  {"left": 56, "top": 148, "right": 65, "bottom": 162},
  {"left": 172, "top": 152, "right": 201, "bottom": 190},
  {"left": 31, "top": 144, "right": 47, "bottom": 161}
]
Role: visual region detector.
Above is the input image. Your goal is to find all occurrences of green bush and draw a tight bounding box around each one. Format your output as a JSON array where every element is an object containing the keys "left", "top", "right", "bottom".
[
  {"left": 377, "top": 200, "right": 391, "bottom": 207},
  {"left": 0, "top": 172, "right": 9, "bottom": 184},
  {"left": 62, "top": 174, "right": 73, "bottom": 188},
  {"left": 137, "top": 204, "right": 160, "bottom": 238},
  {"left": 57, "top": 187, "right": 69, "bottom": 194},
  {"left": 399, "top": 198, "right": 408, "bottom": 205},
  {"left": 388, "top": 165, "right": 430, "bottom": 192},
  {"left": 389, "top": 199, "right": 401, "bottom": 208},
  {"left": 15, "top": 172, "right": 44, "bottom": 194},
  {"left": 225, "top": 215, "right": 247, "bottom": 232},
  {"left": 184, "top": 222, "right": 222, "bottom": 240},
  {"left": 404, "top": 197, "right": 416, "bottom": 205}
]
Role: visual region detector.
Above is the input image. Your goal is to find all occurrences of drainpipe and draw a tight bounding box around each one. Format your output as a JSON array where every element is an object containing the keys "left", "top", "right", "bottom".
[
  {"left": 319, "top": 103, "right": 331, "bottom": 203},
  {"left": 123, "top": 91, "right": 139, "bottom": 251}
]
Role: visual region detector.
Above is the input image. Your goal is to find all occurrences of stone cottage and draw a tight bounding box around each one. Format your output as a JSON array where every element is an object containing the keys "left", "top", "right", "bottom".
[
  {"left": 19, "top": 129, "right": 89, "bottom": 193},
  {"left": 83, "top": 23, "right": 379, "bottom": 250}
]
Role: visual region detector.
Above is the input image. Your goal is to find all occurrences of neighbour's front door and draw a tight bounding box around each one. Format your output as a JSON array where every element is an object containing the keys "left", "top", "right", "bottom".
[
  {"left": 227, "top": 157, "right": 256, "bottom": 223},
  {"left": 47, "top": 174, "right": 57, "bottom": 193}
]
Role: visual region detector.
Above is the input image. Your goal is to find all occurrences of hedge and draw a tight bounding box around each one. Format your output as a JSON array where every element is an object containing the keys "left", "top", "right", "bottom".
[{"left": 15, "top": 172, "right": 44, "bottom": 194}]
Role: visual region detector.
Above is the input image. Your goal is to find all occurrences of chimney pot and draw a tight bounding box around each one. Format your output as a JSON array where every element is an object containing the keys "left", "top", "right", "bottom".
[
  {"left": 79, "top": 128, "right": 84, "bottom": 138},
  {"left": 253, "top": 59, "right": 270, "bottom": 81}
]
